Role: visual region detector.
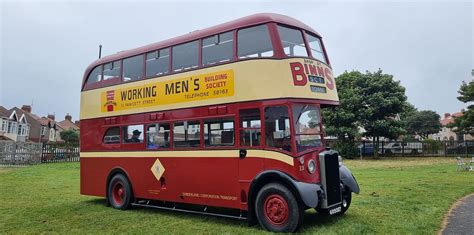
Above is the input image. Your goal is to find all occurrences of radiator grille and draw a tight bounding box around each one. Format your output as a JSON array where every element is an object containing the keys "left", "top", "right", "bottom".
[{"left": 319, "top": 151, "right": 342, "bottom": 208}]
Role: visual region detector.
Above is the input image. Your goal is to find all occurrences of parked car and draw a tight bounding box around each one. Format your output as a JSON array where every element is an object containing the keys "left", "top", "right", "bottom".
[
  {"left": 358, "top": 143, "right": 374, "bottom": 155},
  {"left": 447, "top": 141, "right": 474, "bottom": 155},
  {"left": 379, "top": 142, "right": 423, "bottom": 154}
]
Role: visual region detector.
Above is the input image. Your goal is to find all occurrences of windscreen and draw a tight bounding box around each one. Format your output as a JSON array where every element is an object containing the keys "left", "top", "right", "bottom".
[{"left": 293, "top": 104, "right": 323, "bottom": 152}]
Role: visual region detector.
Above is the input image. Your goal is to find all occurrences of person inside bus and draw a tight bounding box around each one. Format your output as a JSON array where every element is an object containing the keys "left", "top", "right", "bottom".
[{"left": 130, "top": 130, "right": 142, "bottom": 143}]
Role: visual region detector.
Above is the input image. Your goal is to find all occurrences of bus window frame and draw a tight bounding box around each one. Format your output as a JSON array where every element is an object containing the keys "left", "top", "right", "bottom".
[
  {"left": 302, "top": 32, "right": 330, "bottom": 66},
  {"left": 201, "top": 30, "right": 236, "bottom": 68},
  {"left": 171, "top": 119, "right": 202, "bottom": 150},
  {"left": 276, "top": 24, "right": 311, "bottom": 58},
  {"left": 145, "top": 48, "right": 171, "bottom": 79},
  {"left": 121, "top": 54, "right": 146, "bottom": 83},
  {"left": 290, "top": 102, "right": 326, "bottom": 157},
  {"left": 203, "top": 115, "right": 236, "bottom": 149},
  {"left": 145, "top": 122, "right": 171, "bottom": 150},
  {"left": 102, "top": 126, "right": 122, "bottom": 146},
  {"left": 236, "top": 23, "right": 278, "bottom": 61},
  {"left": 237, "top": 107, "right": 264, "bottom": 149},
  {"left": 263, "top": 104, "right": 294, "bottom": 155}
]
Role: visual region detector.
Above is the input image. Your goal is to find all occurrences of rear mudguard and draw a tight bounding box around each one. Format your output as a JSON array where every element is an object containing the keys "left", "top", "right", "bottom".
[{"left": 339, "top": 165, "right": 360, "bottom": 194}]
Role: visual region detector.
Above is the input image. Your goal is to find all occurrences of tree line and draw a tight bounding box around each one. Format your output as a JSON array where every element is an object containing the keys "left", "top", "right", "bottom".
[{"left": 324, "top": 69, "right": 473, "bottom": 157}]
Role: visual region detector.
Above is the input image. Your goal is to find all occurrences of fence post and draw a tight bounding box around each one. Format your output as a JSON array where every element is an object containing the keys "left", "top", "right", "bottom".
[
  {"left": 402, "top": 141, "right": 405, "bottom": 157},
  {"left": 381, "top": 140, "right": 384, "bottom": 156},
  {"left": 465, "top": 139, "right": 468, "bottom": 157}
]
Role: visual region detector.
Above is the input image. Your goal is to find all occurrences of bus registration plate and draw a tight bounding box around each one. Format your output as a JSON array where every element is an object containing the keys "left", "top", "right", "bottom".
[{"left": 329, "top": 206, "right": 342, "bottom": 215}]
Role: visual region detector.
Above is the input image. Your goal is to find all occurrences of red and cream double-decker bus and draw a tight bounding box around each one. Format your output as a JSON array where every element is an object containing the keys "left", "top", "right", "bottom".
[{"left": 80, "top": 13, "right": 359, "bottom": 232}]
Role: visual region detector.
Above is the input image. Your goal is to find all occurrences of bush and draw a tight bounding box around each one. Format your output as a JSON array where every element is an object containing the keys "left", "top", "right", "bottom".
[{"left": 333, "top": 140, "right": 359, "bottom": 159}]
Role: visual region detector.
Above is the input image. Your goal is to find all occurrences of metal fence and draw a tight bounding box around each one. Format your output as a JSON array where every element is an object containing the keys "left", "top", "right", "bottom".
[
  {"left": 41, "top": 142, "right": 80, "bottom": 163},
  {"left": 0, "top": 140, "right": 42, "bottom": 166},
  {"left": 326, "top": 140, "right": 474, "bottom": 157}
]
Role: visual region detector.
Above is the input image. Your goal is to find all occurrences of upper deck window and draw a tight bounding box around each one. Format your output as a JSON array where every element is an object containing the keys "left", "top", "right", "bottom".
[
  {"left": 238, "top": 25, "right": 273, "bottom": 58},
  {"left": 146, "top": 48, "right": 170, "bottom": 78},
  {"left": 306, "top": 33, "right": 327, "bottom": 64},
  {"left": 123, "top": 55, "right": 144, "bottom": 82},
  {"left": 86, "top": 66, "right": 102, "bottom": 84},
  {"left": 103, "top": 61, "right": 121, "bottom": 80},
  {"left": 202, "top": 32, "right": 233, "bottom": 65},
  {"left": 172, "top": 40, "right": 199, "bottom": 72},
  {"left": 277, "top": 25, "right": 308, "bottom": 57}
]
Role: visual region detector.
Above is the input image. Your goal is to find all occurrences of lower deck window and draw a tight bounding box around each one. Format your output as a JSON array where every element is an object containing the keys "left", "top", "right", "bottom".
[
  {"left": 146, "top": 123, "right": 170, "bottom": 149},
  {"left": 103, "top": 127, "right": 120, "bottom": 144},
  {"left": 123, "top": 125, "right": 144, "bottom": 143},
  {"left": 239, "top": 108, "right": 261, "bottom": 147},
  {"left": 173, "top": 121, "right": 200, "bottom": 147},
  {"left": 204, "top": 118, "right": 234, "bottom": 146},
  {"left": 265, "top": 106, "right": 291, "bottom": 152}
]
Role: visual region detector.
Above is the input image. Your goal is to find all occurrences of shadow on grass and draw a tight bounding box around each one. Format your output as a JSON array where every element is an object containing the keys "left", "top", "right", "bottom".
[
  {"left": 81, "top": 198, "right": 247, "bottom": 227},
  {"left": 300, "top": 209, "right": 344, "bottom": 230},
  {"left": 83, "top": 198, "right": 107, "bottom": 205},
  {"left": 81, "top": 199, "right": 345, "bottom": 231}
]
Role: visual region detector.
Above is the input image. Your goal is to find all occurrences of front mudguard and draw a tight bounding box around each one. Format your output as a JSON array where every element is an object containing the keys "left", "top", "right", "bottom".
[{"left": 339, "top": 165, "right": 360, "bottom": 194}]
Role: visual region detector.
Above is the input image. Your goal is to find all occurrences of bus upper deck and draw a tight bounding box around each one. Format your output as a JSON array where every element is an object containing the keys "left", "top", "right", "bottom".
[{"left": 80, "top": 13, "right": 338, "bottom": 120}]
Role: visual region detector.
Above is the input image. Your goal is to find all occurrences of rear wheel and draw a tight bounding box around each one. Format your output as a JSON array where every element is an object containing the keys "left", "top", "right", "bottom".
[
  {"left": 107, "top": 174, "right": 133, "bottom": 210},
  {"left": 255, "top": 183, "right": 303, "bottom": 232}
]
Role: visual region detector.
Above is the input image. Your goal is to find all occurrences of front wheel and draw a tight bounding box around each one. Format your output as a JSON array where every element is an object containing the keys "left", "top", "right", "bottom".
[
  {"left": 107, "top": 174, "right": 133, "bottom": 210},
  {"left": 255, "top": 183, "right": 303, "bottom": 232},
  {"left": 339, "top": 187, "right": 352, "bottom": 215}
]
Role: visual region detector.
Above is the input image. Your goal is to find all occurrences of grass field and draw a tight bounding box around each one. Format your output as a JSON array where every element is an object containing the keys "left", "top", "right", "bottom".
[{"left": 0, "top": 157, "right": 473, "bottom": 234}]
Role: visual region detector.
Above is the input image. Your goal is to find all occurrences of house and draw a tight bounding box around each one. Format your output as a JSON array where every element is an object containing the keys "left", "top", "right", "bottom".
[
  {"left": 57, "top": 113, "right": 80, "bottom": 132},
  {"left": 0, "top": 105, "right": 31, "bottom": 141},
  {"left": 56, "top": 114, "right": 80, "bottom": 142},
  {"left": 431, "top": 111, "right": 473, "bottom": 141},
  {"left": 39, "top": 115, "right": 60, "bottom": 142},
  {"left": 7, "top": 105, "right": 59, "bottom": 143}
]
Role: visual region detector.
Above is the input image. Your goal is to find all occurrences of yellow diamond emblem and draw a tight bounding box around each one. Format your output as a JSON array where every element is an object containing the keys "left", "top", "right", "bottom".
[{"left": 151, "top": 158, "right": 165, "bottom": 181}]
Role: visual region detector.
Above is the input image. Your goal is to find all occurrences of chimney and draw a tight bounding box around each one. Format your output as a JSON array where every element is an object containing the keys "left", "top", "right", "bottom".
[
  {"left": 75, "top": 121, "right": 80, "bottom": 126},
  {"left": 21, "top": 105, "right": 32, "bottom": 113},
  {"left": 65, "top": 113, "right": 72, "bottom": 121},
  {"left": 444, "top": 113, "right": 450, "bottom": 118},
  {"left": 47, "top": 114, "right": 55, "bottom": 121},
  {"left": 461, "top": 109, "right": 465, "bottom": 113}
]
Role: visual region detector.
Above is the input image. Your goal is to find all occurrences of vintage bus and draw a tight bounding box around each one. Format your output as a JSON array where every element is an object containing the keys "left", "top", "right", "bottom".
[{"left": 80, "top": 13, "right": 359, "bottom": 232}]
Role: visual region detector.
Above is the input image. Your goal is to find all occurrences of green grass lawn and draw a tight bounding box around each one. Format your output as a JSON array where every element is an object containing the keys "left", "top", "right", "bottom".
[{"left": 0, "top": 158, "right": 473, "bottom": 234}]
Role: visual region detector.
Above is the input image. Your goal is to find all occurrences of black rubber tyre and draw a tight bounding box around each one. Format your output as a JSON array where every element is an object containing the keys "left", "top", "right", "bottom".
[
  {"left": 339, "top": 187, "right": 352, "bottom": 215},
  {"left": 107, "top": 174, "right": 133, "bottom": 210},
  {"left": 255, "top": 183, "right": 303, "bottom": 233}
]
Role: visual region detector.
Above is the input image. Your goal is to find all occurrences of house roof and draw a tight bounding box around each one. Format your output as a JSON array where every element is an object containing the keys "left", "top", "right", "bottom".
[
  {"left": 9, "top": 107, "right": 42, "bottom": 126},
  {"left": 0, "top": 105, "right": 9, "bottom": 118},
  {"left": 57, "top": 119, "right": 79, "bottom": 131},
  {"left": 440, "top": 111, "right": 464, "bottom": 126}
]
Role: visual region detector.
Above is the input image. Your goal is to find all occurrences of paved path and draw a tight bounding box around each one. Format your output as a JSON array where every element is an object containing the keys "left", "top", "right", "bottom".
[{"left": 442, "top": 193, "right": 474, "bottom": 235}]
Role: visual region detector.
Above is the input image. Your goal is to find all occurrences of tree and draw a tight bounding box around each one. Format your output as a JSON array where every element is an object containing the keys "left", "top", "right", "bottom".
[
  {"left": 60, "top": 129, "right": 79, "bottom": 144},
  {"left": 404, "top": 110, "right": 441, "bottom": 139},
  {"left": 324, "top": 69, "right": 407, "bottom": 157},
  {"left": 323, "top": 72, "right": 363, "bottom": 157},
  {"left": 448, "top": 80, "right": 474, "bottom": 135}
]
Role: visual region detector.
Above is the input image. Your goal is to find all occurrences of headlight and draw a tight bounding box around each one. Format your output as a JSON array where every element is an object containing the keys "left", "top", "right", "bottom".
[
  {"left": 338, "top": 155, "right": 343, "bottom": 166},
  {"left": 307, "top": 159, "right": 316, "bottom": 174}
]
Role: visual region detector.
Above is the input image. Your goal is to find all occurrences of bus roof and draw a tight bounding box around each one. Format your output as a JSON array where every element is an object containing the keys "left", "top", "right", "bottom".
[{"left": 85, "top": 13, "right": 320, "bottom": 73}]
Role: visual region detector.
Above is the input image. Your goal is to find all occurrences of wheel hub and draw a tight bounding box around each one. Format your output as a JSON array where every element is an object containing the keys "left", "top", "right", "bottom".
[
  {"left": 112, "top": 182, "right": 125, "bottom": 205},
  {"left": 264, "top": 194, "right": 289, "bottom": 225}
]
